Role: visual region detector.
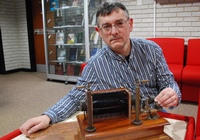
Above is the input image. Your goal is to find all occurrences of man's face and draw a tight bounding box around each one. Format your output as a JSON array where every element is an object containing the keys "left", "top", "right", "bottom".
[{"left": 95, "top": 9, "right": 133, "bottom": 55}]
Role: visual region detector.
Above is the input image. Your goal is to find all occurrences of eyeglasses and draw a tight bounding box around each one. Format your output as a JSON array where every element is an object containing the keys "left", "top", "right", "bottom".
[{"left": 99, "top": 18, "right": 129, "bottom": 34}]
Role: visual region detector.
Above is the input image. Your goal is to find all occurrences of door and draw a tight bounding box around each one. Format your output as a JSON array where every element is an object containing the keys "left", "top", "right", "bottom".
[{"left": 32, "top": 0, "right": 46, "bottom": 72}]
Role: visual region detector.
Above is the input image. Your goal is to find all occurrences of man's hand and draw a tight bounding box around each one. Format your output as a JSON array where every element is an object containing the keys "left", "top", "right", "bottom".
[
  {"left": 154, "top": 88, "right": 179, "bottom": 107},
  {"left": 19, "top": 115, "right": 51, "bottom": 137}
]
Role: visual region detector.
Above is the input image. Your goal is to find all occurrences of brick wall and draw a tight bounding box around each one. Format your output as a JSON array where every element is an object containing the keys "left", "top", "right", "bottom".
[
  {"left": 120, "top": 0, "right": 200, "bottom": 42},
  {"left": 0, "top": 0, "right": 30, "bottom": 71}
]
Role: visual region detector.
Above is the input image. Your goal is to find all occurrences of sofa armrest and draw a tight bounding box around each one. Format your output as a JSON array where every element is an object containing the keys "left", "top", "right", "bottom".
[{"left": 196, "top": 95, "right": 200, "bottom": 137}]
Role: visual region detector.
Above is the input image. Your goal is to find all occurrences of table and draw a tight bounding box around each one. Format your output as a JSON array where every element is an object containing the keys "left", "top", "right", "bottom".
[{"left": 1, "top": 112, "right": 195, "bottom": 140}]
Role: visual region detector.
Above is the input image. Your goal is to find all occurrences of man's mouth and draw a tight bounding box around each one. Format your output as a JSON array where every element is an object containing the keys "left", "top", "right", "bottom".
[{"left": 111, "top": 38, "right": 120, "bottom": 42}]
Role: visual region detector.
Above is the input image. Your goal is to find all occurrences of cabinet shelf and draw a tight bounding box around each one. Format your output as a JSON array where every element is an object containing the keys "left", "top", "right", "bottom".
[
  {"left": 56, "top": 6, "right": 84, "bottom": 12},
  {"left": 50, "top": 60, "right": 85, "bottom": 64},
  {"left": 49, "top": 43, "right": 85, "bottom": 47},
  {"left": 52, "top": 25, "right": 96, "bottom": 29},
  {"left": 53, "top": 25, "right": 84, "bottom": 28}
]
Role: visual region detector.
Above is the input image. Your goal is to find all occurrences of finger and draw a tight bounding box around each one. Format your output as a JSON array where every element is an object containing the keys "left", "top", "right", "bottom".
[
  {"left": 28, "top": 121, "right": 49, "bottom": 135},
  {"left": 155, "top": 88, "right": 178, "bottom": 106},
  {"left": 27, "top": 124, "right": 42, "bottom": 135},
  {"left": 154, "top": 88, "right": 171, "bottom": 103},
  {"left": 158, "top": 91, "right": 178, "bottom": 107},
  {"left": 20, "top": 122, "right": 36, "bottom": 137},
  {"left": 19, "top": 127, "right": 29, "bottom": 137},
  {"left": 156, "top": 94, "right": 170, "bottom": 106},
  {"left": 162, "top": 98, "right": 177, "bottom": 107},
  {"left": 159, "top": 94, "right": 177, "bottom": 107}
]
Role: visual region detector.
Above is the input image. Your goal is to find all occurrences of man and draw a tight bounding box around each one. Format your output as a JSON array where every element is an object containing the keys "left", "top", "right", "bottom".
[{"left": 20, "top": 2, "right": 181, "bottom": 136}]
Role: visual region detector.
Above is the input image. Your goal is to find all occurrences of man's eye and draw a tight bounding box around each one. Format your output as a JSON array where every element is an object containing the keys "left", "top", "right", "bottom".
[
  {"left": 116, "top": 21, "right": 124, "bottom": 26},
  {"left": 103, "top": 25, "right": 111, "bottom": 29}
]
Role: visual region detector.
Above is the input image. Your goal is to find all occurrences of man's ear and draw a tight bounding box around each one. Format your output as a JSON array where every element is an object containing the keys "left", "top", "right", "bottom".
[
  {"left": 95, "top": 26, "right": 102, "bottom": 38},
  {"left": 129, "top": 18, "right": 134, "bottom": 32},
  {"left": 95, "top": 26, "right": 100, "bottom": 32}
]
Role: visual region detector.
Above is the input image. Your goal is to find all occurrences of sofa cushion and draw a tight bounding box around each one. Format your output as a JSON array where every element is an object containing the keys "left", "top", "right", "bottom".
[
  {"left": 187, "top": 39, "right": 200, "bottom": 66},
  {"left": 196, "top": 137, "right": 200, "bottom": 140},
  {"left": 168, "top": 64, "right": 183, "bottom": 83},
  {"left": 182, "top": 65, "right": 200, "bottom": 84},
  {"left": 181, "top": 84, "right": 199, "bottom": 102},
  {"left": 146, "top": 38, "right": 185, "bottom": 65}
]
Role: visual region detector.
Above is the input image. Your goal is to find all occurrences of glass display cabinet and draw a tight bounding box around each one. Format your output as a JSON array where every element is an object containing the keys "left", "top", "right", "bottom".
[{"left": 41, "top": 0, "right": 103, "bottom": 83}]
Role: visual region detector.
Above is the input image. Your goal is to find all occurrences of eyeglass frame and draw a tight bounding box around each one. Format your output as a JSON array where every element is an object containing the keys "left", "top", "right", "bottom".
[{"left": 99, "top": 18, "right": 130, "bottom": 34}]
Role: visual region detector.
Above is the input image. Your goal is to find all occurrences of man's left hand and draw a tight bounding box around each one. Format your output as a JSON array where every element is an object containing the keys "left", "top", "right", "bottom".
[{"left": 154, "top": 88, "right": 179, "bottom": 107}]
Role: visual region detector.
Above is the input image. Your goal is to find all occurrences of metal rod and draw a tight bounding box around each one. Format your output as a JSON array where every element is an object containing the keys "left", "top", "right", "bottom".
[
  {"left": 132, "top": 82, "right": 142, "bottom": 125},
  {"left": 85, "top": 86, "right": 96, "bottom": 132}
]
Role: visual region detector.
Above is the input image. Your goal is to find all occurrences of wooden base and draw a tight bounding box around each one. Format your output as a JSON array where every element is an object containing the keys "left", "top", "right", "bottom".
[
  {"left": 76, "top": 114, "right": 172, "bottom": 140},
  {"left": 30, "top": 121, "right": 79, "bottom": 140},
  {"left": 29, "top": 114, "right": 172, "bottom": 140}
]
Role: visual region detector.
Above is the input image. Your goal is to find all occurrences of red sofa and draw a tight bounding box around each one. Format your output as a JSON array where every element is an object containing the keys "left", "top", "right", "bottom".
[
  {"left": 182, "top": 39, "right": 200, "bottom": 102},
  {"left": 196, "top": 95, "right": 200, "bottom": 139},
  {"left": 147, "top": 38, "right": 185, "bottom": 89}
]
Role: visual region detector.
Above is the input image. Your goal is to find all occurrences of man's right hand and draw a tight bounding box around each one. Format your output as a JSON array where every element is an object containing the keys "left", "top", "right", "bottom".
[{"left": 19, "top": 115, "right": 51, "bottom": 137}]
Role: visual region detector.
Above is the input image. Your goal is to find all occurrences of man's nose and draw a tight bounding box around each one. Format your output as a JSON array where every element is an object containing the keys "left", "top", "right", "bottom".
[{"left": 110, "top": 25, "right": 118, "bottom": 34}]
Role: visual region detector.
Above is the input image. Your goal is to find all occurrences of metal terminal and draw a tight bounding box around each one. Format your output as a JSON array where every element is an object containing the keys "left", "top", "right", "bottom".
[
  {"left": 144, "top": 98, "right": 152, "bottom": 120},
  {"left": 77, "top": 83, "right": 96, "bottom": 133},
  {"left": 132, "top": 79, "right": 149, "bottom": 125},
  {"left": 76, "top": 85, "right": 86, "bottom": 89},
  {"left": 85, "top": 84, "right": 96, "bottom": 132}
]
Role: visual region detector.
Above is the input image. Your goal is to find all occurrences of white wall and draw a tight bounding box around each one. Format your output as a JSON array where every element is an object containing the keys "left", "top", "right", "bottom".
[
  {"left": 121, "top": 0, "right": 200, "bottom": 43},
  {"left": 0, "top": 0, "right": 30, "bottom": 71}
]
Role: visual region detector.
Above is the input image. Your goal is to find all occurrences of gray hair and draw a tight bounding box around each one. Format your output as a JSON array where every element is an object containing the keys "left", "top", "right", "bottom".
[{"left": 96, "top": 2, "right": 129, "bottom": 26}]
